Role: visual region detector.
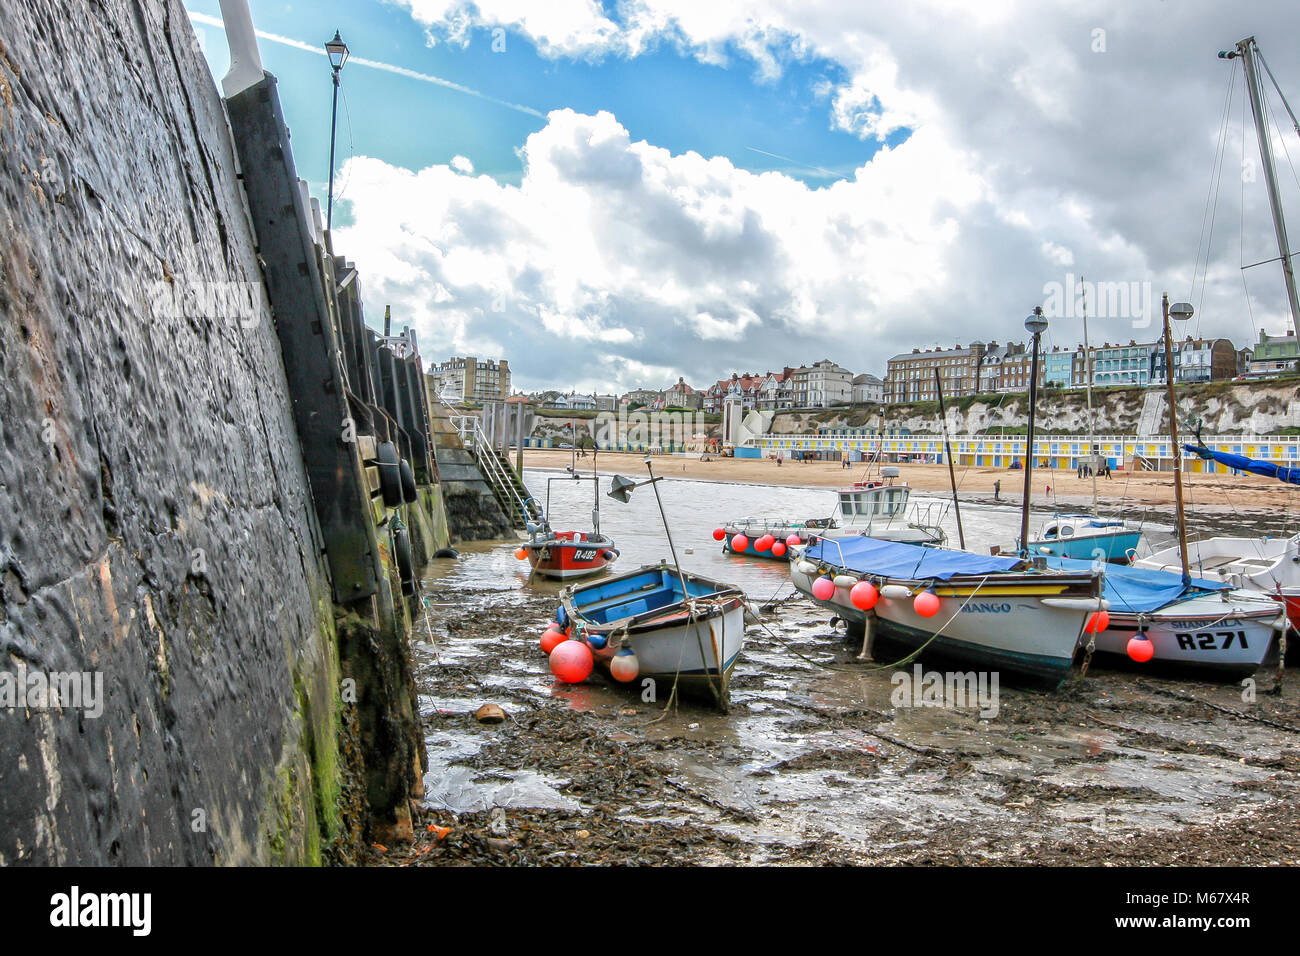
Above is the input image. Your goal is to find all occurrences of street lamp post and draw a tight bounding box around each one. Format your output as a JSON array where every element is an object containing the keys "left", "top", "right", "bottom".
[
  {"left": 325, "top": 30, "right": 349, "bottom": 232},
  {"left": 1019, "top": 306, "right": 1049, "bottom": 557},
  {"left": 1161, "top": 293, "right": 1195, "bottom": 584}
]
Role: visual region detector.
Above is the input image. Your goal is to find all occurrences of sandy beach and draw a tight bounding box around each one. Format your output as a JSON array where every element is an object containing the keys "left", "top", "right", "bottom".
[{"left": 522, "top": 448, "right": 1299, "bottom": 512}]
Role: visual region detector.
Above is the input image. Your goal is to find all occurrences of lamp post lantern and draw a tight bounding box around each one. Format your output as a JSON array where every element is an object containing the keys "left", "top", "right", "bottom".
[
  {"left": 325, "top": 30, "right": 349, "bottom": 232},
  {"left": 1019, "top": 305, "right": 1049, "bottom": 557}
]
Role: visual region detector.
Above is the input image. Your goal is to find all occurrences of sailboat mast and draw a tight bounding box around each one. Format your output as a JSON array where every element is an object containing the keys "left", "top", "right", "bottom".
[
  {"left": 1231, "top": 37, "right": 1300, "bottom": 339},
  {"left": 1081, "top": 277, "right": 1098, "bottom": 515},
  {"left": 933, "top": 367, "right": 966, "bottom": 550}
]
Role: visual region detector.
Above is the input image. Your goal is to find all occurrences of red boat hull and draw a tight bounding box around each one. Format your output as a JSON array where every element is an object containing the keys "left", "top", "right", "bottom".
[{"left": 526, "top": 532, "right": 617, "bottom": 580}]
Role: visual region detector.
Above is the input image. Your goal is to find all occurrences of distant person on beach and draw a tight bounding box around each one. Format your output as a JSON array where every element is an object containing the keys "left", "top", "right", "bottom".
[
  {"left": 994, "top": 480, "right": 1001, "bottom": 501},
  {"left": 777, "top": 453, "right": 783, "bottom": 467}
]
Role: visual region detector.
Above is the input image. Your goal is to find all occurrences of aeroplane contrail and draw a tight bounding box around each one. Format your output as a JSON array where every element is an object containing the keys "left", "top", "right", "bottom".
[{"left": 187, "top": 11, "right": 546, "bottom": 119}]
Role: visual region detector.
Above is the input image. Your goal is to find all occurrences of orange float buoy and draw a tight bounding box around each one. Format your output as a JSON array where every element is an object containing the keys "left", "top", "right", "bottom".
[
  {"left": 913, "top": 590, "right": 940, "bottom": 617},
  {"left": 1084, "top": 609, "right": 1110, "bottom": 633},
  {"left": 811, "top": 576, "right": 835, "bottom": 601},
  {"left": 712, "top": 528, "right": 726, "bottom": 541},
  {"left": 550, "top": 640, "right": 594, "bottom": 683},
  {"left": 850, "top": 580, "right": 878, "bottom": 610},
  {"left": 514, "top": 547, "right": 528, "bottom": 560},
  {"left": 731, "top": 533, "right": 749, "bottom": 552},
  {"left": 540, "top": 628, "right": 566, "bottom": 654},
  {"left": 1127, "top": 635, "right": 1155, "bottom": 662}
]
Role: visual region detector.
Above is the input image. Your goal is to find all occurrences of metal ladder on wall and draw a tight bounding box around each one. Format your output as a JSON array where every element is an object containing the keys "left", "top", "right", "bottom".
[{"left": 448, "top": 411, "right": 541, "bottom": 529}]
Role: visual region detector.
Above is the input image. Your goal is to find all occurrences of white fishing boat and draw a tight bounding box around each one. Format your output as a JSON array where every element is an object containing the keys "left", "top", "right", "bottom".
[
  {"left": 719, "top": 465, "right": 944, "bottom": 559},
  {"left": 825, "top": 469, "right": 947, "bottom": 545},
  {"left": 1045, "top": 558, "right": 1283, "bottom": 677},
  {"left": 790, "top": 536, "right": 1104, "bottom": 685},
  {"left": 1027, "top": 514, "right": 1142, "bottom": 563},
  {"left": 558, "top": 563, "right": 746, "bottom": 705},
  {"left": 1136, "top": 532, "right": 1300, "bottom": 635}
]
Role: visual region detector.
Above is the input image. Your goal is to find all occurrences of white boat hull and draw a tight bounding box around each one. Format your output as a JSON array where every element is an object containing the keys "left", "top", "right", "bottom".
[
  {"left": 1087, "top": 589, "right": 1282, "bottom": 676},
  {"left": 623, "top": 605, "right": 746, "bottom": 684},
  {"left": 790, "top": 561, "right": 1098, "bottom": 684}
]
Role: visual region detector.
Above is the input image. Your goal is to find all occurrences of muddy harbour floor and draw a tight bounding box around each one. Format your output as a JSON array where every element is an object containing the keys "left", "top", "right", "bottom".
[{"left": 367, "top": 559, "right": 1300, "bottom": 867}]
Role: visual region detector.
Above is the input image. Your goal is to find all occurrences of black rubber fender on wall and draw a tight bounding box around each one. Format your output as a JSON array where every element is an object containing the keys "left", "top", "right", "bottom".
[
  {"left": 399, "top": 458, "right": 418, "bottom": 504},
  {"left": 375, "top": 441, "right": 403, "bottom": 507},
  {"left": 394, "top": 527, "right": 415, "bottom": 596}
]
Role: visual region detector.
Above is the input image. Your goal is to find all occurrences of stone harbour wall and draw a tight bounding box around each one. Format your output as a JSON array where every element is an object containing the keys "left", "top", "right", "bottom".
[{"left": 0, "top": 0, "right": 414, "bottom": 864}]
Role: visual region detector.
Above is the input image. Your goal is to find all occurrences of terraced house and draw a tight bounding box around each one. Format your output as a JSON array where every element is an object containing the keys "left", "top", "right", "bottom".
[{"left": 884, "top": 343, "right": 987, "bottom": 402}]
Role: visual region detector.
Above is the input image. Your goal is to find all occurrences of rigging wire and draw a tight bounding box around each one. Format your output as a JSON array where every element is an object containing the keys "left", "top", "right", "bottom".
[{"left": 1189, "top": 64, "right": 1238, "bottom": 324}]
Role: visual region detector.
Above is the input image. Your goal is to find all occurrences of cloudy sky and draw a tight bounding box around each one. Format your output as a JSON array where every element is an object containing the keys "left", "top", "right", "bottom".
[{"left": 188, "top": 0, "right": 1300, "bottom": 394}]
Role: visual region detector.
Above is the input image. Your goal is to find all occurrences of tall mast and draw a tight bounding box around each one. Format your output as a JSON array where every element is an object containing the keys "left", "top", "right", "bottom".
[
  {"left": 1226, "top": 37, "right": 1300, "bottom": 340},
  {"left": 933, "top": 367, "right": 966, "bottom": 550},
  {"left": 1081, "top": 277, "right": 1098, "bottom": 516}
]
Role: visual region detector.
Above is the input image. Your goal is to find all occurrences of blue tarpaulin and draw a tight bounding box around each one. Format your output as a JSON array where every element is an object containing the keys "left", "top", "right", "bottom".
[
  {"left": 1186, "top": 444, "right": 1300, "bottom": 486},
  {"left": 1043, "top": 557, "right": 1228, "bottom": 613},
  {"left": 803, "top": 536, "right": 1023, "bottom": 580}
]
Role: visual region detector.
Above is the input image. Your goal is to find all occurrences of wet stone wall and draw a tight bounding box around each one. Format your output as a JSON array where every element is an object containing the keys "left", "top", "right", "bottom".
[{"left": 0, "top": 0, "right": 349, "bottom": 863}]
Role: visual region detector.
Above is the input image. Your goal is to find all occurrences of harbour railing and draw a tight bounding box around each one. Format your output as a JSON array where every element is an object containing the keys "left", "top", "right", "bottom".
[
  {"left": 445, "top": 409, "right": 538, "bottom": 526},
  {"left": 750, "top": 433, "right": 1300, "bottom": 472}
]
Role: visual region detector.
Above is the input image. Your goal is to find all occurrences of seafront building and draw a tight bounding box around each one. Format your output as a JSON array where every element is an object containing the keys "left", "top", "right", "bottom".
[
  {"left": 884, "top": 343, "right": 988, "bottom": 402},
  {"left": 852, "top": 373, "right": 884, "bottom": 404},
  {"left": 427, "top": 355, "right": 511, "bottom": 403},
  {"left": 1247, "top": 329, "right": 1300, "bottom": 376}
]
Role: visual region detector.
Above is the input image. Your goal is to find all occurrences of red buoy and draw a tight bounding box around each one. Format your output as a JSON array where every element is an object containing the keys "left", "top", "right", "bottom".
[
  {"left": 540, "top": 628, "right": 566, "bottom": 654},
  {"left": 731, "top": 533, "right": 749, "bottom": 552},
  {"left": 771, "top": 541, "right": 787, "bottom": 557},
  {"left": 785, "top": 533, "right": 801, "bottom": 547},
  {"left": 850, "top": 580, "right": 878, "bottom": 610},
  {"left": 755, "top": 534, "right": 774, "bottom": 552},
  {"left": 550, "top": 640, "right": 594, "bottom": 683},
  {"left": 514, "top": 547, "right": 528, "bottom": 560},
  {"left": 811, "top": 576, "right": 835, "bottom": 601},
  {"left": 712, "top": 528, "right": 726, "bottom": 541},
  {"left": 913, "top": 590, "right": 940, "bottom": 617},
  {"left": 1085, "top": 609, "right": 1110, "bottom": 633},
  {"left": 1126, "top": 635, "right": 1155, "bottom": 662}
]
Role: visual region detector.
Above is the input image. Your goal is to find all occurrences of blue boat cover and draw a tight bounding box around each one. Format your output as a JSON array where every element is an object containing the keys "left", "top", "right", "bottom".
[
  {"left": 1187, "top": 444, "right": 1300, "bottom": 486},
  {"left": 1043, "top": 557, "right": 1228, "bottom": 613},
  {"left": 803, "top": 536, "right": 1023, "bottom": 580}
]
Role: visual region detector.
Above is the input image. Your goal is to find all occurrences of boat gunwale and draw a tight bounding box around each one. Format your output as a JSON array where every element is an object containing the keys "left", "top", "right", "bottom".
[{"left": 559, "top": 563, "right": 747, "bottom": 635}]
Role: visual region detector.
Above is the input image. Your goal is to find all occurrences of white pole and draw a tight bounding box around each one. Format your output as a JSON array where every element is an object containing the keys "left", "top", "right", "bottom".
[{"left": 218, "top": 0, "right": 264, "bottom": 97}]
